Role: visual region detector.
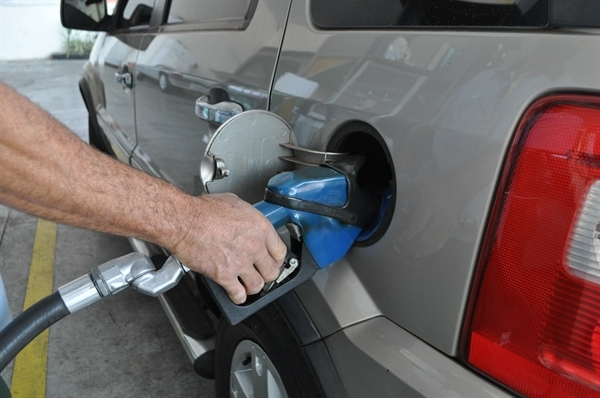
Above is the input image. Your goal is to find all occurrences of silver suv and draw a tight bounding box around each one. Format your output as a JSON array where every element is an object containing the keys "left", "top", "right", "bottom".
[{"left": 62, "top": 1, "right": 600, "bottom": 396}]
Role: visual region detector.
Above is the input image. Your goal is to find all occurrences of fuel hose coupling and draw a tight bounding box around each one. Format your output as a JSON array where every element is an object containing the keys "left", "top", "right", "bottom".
[
  {"left": 57, "top": 253, "right": 188, "bottom": 315},
  {"left": 1, "top": 253, "right": 188, "bottom": 372}
]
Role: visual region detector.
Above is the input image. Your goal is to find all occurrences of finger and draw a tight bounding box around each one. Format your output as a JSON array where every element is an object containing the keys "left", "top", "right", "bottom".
[
  {"left": 220, "top": 278, "right": 247, "bottom": 305},
  {"left": 254, "top": 250, "right": 281, "bottom": 282},
  {"left": 265, "top": 229, "right": 287, "bottom": 266},
  {"left": 237, "top": 267, "right": 265, "bottom": 296}
]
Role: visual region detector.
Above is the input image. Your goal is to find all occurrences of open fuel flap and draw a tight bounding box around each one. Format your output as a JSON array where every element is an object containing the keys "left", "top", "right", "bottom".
[
  {"left": 199, "top": 110, "right": 350, "bottom": 203},
  {"left": 199, "top": 110, "right": 296, "bottom": 204},
  {"left": 199, "top": 111, "right": 391, "bottom": 325}
]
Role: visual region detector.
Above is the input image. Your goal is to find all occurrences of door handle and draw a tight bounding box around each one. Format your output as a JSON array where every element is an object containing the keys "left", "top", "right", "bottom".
[
  {"left": 195, "top": 95, "right": 243, "bottom": 125},
  {"left": 115, "top": 72, "right": 133, "bottom": 89}
]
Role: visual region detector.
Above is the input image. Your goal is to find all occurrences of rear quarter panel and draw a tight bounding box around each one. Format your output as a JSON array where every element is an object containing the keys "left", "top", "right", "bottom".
[{"left": 272, "top": 0, "right": 600, "bottom": 356}]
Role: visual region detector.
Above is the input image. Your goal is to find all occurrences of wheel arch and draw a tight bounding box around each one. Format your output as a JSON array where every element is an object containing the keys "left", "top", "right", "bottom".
[
  {"left": 78, "top": 76, "right": 112, "bottom": 155},
  {"left": 275, "top": 292, "right": 348, "bottom": 398}
]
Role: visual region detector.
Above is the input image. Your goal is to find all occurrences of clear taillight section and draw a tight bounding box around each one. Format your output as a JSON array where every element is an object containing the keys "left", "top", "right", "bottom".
[
  {"left": 541, "top": 180, "right": 600, "bottom": 391},
  {"left": 466, "top": 95, "right": 600, "bottom": 397},
  {"left": 566, "top": 181, "right": 600, "bottom": 283}
]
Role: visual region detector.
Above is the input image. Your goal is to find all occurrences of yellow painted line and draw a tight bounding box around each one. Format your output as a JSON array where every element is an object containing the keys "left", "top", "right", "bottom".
[{"left": 11, "top": 219, "right": 57, "bottom": 398}]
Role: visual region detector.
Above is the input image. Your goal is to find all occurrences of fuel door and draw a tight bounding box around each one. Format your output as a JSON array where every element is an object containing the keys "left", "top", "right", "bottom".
[{"left": 199, "top": 110, "right": 297, "bottom": 204}]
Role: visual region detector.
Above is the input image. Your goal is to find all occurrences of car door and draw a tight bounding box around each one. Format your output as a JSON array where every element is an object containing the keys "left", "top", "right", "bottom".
[
  {"left": 131, "top": 0, "right": 291, "bottom": 194},
  {"left": 93, "top": 0, "right": 158, "bottom": 163}
]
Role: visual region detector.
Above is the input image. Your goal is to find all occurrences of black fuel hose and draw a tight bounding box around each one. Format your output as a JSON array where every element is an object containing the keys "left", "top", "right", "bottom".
[{"left": 0, "top": 291, "right": 69, "bottom": 371}]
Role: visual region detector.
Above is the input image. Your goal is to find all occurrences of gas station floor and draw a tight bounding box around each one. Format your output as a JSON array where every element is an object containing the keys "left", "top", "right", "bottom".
[{"left": 0, "top": 60, "right": 215, "bottom": 397}]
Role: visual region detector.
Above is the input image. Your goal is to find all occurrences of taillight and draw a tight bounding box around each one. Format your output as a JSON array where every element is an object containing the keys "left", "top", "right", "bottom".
[{"left": 466, "top": 95, "right": 600, "bottom": 397}]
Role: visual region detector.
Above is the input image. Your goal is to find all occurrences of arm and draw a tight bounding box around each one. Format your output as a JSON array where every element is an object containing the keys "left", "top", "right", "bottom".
[{"left": 0, "top": 82, "right": 285, "bottom": 304}]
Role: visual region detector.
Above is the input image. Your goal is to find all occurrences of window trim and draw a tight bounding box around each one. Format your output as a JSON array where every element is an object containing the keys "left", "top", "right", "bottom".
[{"left": 158, "top": 0, "right": 257, "bottom": 32}]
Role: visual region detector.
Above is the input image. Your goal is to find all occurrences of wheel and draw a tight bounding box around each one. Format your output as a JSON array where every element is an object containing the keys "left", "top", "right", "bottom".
[
  {"left": 215, "top": 304, "right": 322, "bottom": 398},
  {"left": 158, "top": 73, "right": 170, "bottom": 92}
]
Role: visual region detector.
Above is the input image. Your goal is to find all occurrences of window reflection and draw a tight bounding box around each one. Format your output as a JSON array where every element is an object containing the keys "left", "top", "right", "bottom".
[
  {"left": 167, "top": 0, "right": 251, "bottom": 24},
  {"left": 312, "top": 0, "right": 550, "bottom": 28}
]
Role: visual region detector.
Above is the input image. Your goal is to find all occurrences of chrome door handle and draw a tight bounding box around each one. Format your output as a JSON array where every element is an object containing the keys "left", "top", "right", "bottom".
[
  {"left": 115, "top": 72, "right": 133, "bottom": 89},
  {"left": 195, "top": 95, "right": 243, "bottom": 125}
]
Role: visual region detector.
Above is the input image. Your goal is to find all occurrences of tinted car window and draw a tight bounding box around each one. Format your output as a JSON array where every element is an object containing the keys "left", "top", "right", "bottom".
[
  {"left": 312, "top": 0, "right": 600, "bottom": 29},
  {"left": 311, "top": 0, "right": 551, "bottom": 28},
  {"left": 166, "top": 0, "right": 251, "bottom": 24},
  {"left": 551, "top": 0, "right": 600, "bottom": 28},
  {"left": 123, "top": 0, "right": 155, "bottom": 27}
]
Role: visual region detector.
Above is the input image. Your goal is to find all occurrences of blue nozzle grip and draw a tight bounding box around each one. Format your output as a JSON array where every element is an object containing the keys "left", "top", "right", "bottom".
[
  {"left": 255, "top": 200, "right": 362, "bottom": 269},
  {"left": 254, "top": 201, "right": 291, "bottom": 230}
]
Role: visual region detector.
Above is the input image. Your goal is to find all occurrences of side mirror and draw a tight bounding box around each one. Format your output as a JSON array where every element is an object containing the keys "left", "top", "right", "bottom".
[{"left": 61, "top": 0, "right": 111, "bottom": 31}]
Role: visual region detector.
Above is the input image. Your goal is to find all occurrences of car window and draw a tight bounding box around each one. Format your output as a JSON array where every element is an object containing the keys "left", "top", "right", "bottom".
[
  {"left": 107, "top": 0, "right": 118, "bottom": 15},
  {"left": 311, "top": 0, "right": 556, "bottom": 29},
  {"left": 166, "top": 0, "right": 251, "bottom": 25},
  {"left": 122, "top": 0, "right": 155, "bottom": 27},
  {"left": 312, "top": 0, "right": 599, "bottom": 29},
  {"left": 551, "top": 0, "right": 600, "bottom": 28},
  {"left": 63, "top": 0, "right": 107, "bottom": 22}
]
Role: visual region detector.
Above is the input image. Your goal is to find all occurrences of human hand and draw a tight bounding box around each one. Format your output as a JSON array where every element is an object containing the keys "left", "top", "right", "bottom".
[{"left": 169, "top": 193, "right": 286, "bottom": 304}]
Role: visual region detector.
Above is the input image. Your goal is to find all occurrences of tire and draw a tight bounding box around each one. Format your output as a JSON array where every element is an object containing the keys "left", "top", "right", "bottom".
[
  {"left": 215, "top": 304, "right": 322, "bottom": 398},
  {"left": 87, "top": 114, "right": 111, "bottom": 155},
  {"left": 158, "top": 73, "right": 170, "bottom": 92},
  {"left": 80, "top": 79, "right": 111, "bottom": 155}
]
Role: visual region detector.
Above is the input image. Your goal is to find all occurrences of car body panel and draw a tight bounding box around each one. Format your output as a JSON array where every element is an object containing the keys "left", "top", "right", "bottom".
[
  {"left": 131, "top": 0, "right": 291, "bottom": 193},
  {"left": 325, "top": 316, "right": 511, "bottom": 397},
  {"left": 271, "top": 0, "right": 600, "bottom": 355},
  {"left": 293, "top": 257, "right": 382, "bottom": 335}
]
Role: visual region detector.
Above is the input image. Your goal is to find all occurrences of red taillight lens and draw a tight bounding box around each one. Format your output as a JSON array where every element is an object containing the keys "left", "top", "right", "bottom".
[{"left": 466, "top": 95, "right": 600, "bottom": 397}]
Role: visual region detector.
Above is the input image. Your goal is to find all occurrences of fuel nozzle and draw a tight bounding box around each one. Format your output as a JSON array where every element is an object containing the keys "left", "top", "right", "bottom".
[
  {"left": 204, "top": 155, "right": 383, "bottom": 325},
  {"left": 259, "top": 154, "right": 380, "bottom": 268}
]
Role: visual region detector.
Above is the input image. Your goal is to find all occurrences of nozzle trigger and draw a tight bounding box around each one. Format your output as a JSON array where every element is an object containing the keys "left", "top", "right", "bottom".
[
  {"left": 264, "top": 253, "right": 299, "bottom": 292},
  {"left": 202, "top": 249, "right": 318, "bottom": 325}
]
